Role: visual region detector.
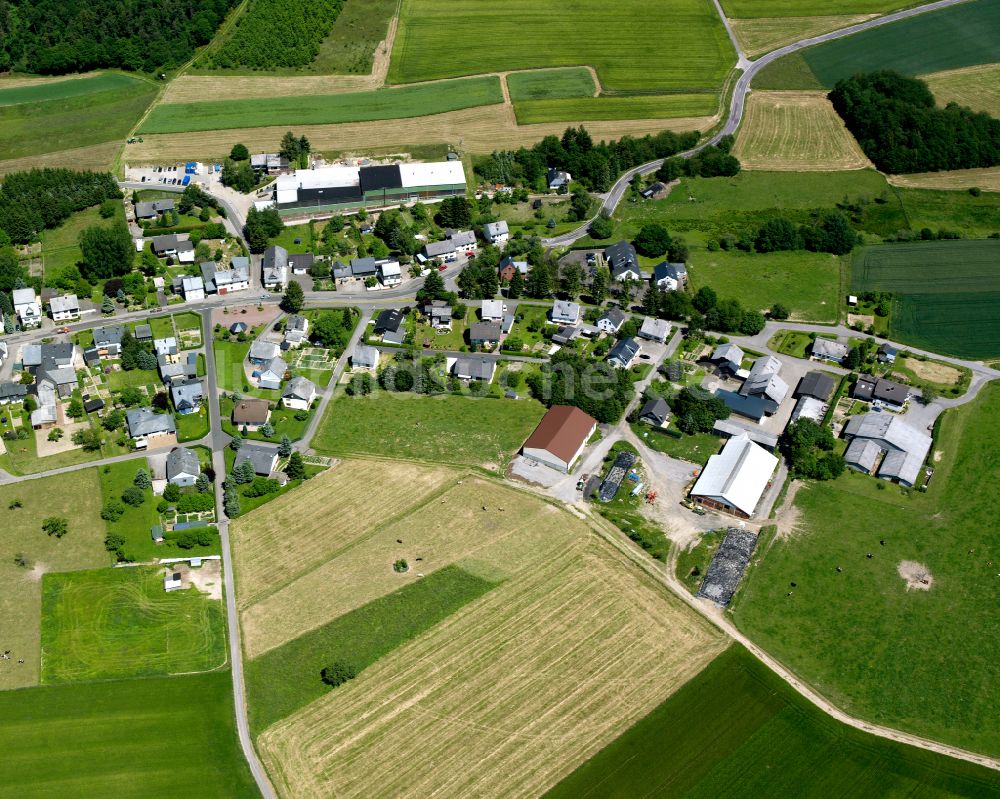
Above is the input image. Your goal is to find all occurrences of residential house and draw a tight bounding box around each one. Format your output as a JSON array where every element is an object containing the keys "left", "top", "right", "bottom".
[
  {"left": 596, "top": 307, "right": 626, "bottom": 335},
  {"left": 374, "top": 308, "right": 405, "bottom": 343},
  {"left": 158, "top": 352, "right": 198, "bottom": 382},
  {"left": 469, "top": 321, "right": 502, "bottom": 348},
  {"left": 134, "top": 199, "right": 175, "bottom": 219},
  {"left": 256, "top": 356, "right": 287, "bottom": 391},
  {"left": 607, "top": 337, "right": 640, "bottom": 369},
  {"left": 378, "top": 260, "right": 402, "bottom": 286},
  {"left": 0, "top": 381, "right": 28, "bottom": 405},
  {"left": 248, "top": 339, "right": 280, "bottom": 365},
  {"left": 170, "top": 378, "right": 204, "bottom": 414},
  {"left": 498, "top": 256, "right": 528, "bottom": 282},
  {"left": 153, "top": 337, "right": 179, "bottom": 360},
  {"left": 250, "top": 153, "right": 289, "bottom": 174},
  {"left": 22, "top": 342, "right": 75, "bottom": 370},
  {"left": 483, "top": 220, "right": 509, "bottom": 247},
  {"left": 283, "top": 315, "right": 309, "bottom": 349},
  {"left": 13, "top": 288, "right": 42, "bottom": 329},
  {"left": 93, "top": 325, "right": 126, "bottom": 358},
  {"left": 352, "top": 343, "right": 379, "bottom": 370},
  {"left": 181, "top": 275, "right": 205, "bottom": 302},
  {"left": 150, "top": 234, "right": 194, "bottom": 262},
  {"left": 481, "top": 300, "right": 506, "bottom": 323},
  {"left": 126, "top": 407, "right": 176, "bottom": 448},
  {"left": 234, "top": 443, "right": 279, "bottom": 476},
  {"left": 282, "top": 376, "right": 318, "bottom": 410},
  {"left": 521, "top": 405, "right": 597, "bottom": 473},
  {"left": 811, "top": 338, "right": 849, "bottom": 363},
  {"left": 452, "top": 357, "right": 496, "bottom": 382},
  {"left": 331, "top": 261, "right": 352, "bottom": 281},
  {"left": 852, "top": 375, "right": 911, "bottom": 410},
  {"left": 263, "top": 245, "right": 289, "bottom": 289},
  {"left": 638, "top": 397, "right": 670, "bottom": 427},
  {"left": 652, "top": 262, "right": 687, "bottom": 291},
  {"left": 202, "top": 259, "right": 251, "bottom": 295},
  {"left": 166, "top": 446, "right": 200, "bottom": 487},
  {"left": 423, "top": 300, "right": 453, "bottom": 331},
  {"left": 843, "top": 412, "right": 931, "bottom": 487},
  {"left": 49, "top": 294, "right": 80, "bottom": 322},
  {"left": 690, "top": 433, "right": 778, "bottom": 518},
  {"left": 551, "top": 300, "right": 581, "bottom": 325},
  {"left": 552, "top": 325, "right": 580, "bottom": 345},
  {"left": 288, "top": 253, "right": 314, "bottom": 275},
  {"left": 878, "top": 343, "right": 898, "bottom": 364},
  {"left": 232, "top": 398, "right": 271, "bottom": 431},
  {"left": 350, "top": 257, "right": 378, "bottom": 280},
  {"left": 638, "top": 317, "right": 670, "bottom": 343},
  {"left": 423, "top": 229, "right": 477, "bottom": 260},
  {"left": 736, "top": 355, "right": 788, "bottom": 416},
  {"left": 605, "top": 241, "right": 640, "bottom": 282},
  {"left": 794, "top": 371, "right": 836, "bottom": 402},
  {"left": 30, "top": 379, "right": 58, "bottom": 428},
  {"left": 547, "top": 168, "right": 571, "bottom": 191}
]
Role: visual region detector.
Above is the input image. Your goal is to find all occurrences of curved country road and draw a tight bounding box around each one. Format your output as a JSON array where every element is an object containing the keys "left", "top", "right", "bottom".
[{"left": 543, "top": 0, "right": 969, "bottom": 248}]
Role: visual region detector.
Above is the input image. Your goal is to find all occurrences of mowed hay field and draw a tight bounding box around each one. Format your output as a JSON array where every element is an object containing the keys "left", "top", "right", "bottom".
[
  {"left": 851, "top": 239, "right": 1000, "bottom": 358},
  {"left": 889, "top": 166, "right": 1000, "bottom": 193},
  {"left": 389, "top": 0, "right": 735, "bottom": 93},
  {"left": 0, "top": 470, "right": 107, "bottom": 690},
  {"left": 730, "top": 14, "right": 876, "bottom": 59},
  {"left": 732, "top": 91, "right": 871, "bottom": 171},
  {"left": 923, "top": 62, "right": 1000, "bottom": 117},
  {"left": 0, "top": 141, "right": 123, "bottom": 177},
  {"left": 252, "top": 472, "right": 725, "bottom": 798},
  {"left": 721, "top": 0, "right": 913, "bottom": 15},
  {"left": 514, "top": 94, "right": 719, "bottom": 125}
]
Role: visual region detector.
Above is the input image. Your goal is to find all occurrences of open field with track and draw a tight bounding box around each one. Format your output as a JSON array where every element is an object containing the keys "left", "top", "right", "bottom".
[
  {"left": 0, "top": 141, "right": 123, "bottom": 177},
  {"left": 730, "top": 14, "right": 875, "bottom": 58},
  {"left": 248, "top": 467, "right": 725, "bottom": 798},
  {"left": 0, "top": 470, "right": 107, "bottom": 690},
  {"left": 546, "top": 645, "right": 1000, "bottom": 798},
  {"left": 735, "top": 382, "right": 1000, "bottom": 757},
  {"left": 732, "top": 91, "right": 872, "bottom": 171},
  {"left": 923, "top": 62, "right": 1000, "bottom": 117},
  {"left": 0, "top": 671, "right": 257, "bottom": 798}
]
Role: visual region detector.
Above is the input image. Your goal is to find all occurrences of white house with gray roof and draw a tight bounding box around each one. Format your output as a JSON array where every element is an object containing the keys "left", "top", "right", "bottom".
[
  {"left": 234, "top": 443, "right": 278, "bottom": 476},
  {"left": 126, "top": 408, "right": 176, "bottom": 448},
  {"left": 257, "top": 356, "right": 287, "bottom": 390},
  {"left": 638, "top": 317, "right": 670, "bottom": 343},
  {"left": 451, "top": 356, "right": 496, "bottom": 382},
  {"left": 166, "top": 446, "right": 200, "bottom": 487},
  {"left": 281, "top": 376, "right": 317, "bottom": 410},
  {"left": 49, "top": 293, "right": 80, "bottom": 322},
  {"left": 262, "top": 245, "right": 289, "bottom": 289},
  {"left": 170, "top": 378, "right": 204, "bottom": 414},
  {"left": 551, "top": 300, "right": 580, "bottom": 325},
  {"left": 483, "top": 220, "right": 509, "bottom": 247},
  {"left": 352, "top": 343, "right": 379, "bottom": 370},
  {"left": 13, "top": 288, "right": 42, "bottom": 329}
]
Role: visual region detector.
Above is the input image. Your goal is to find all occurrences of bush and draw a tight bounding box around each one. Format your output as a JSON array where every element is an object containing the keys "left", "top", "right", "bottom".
[
  {"left": 243, "top": 477, "right": 281, "bottom": 498},
  {"left": 393, "top": 559, "right": 409, "bottom": 573},
  {"left": 121, "top": 485, "right": 145, "bottom": 507},
  {"left": 101, "top": 500, "right": 125, "bottom": 521},
  {"left": 175, "top": 493, "right": 215, "bottom": 513},
  {"left": 162, "top": 482, "right": 181, "bottom": 502},
  {"left": 167, "top": 528, "right": 215, "bottom": 549},
  {"left": 320, "top": 661, "right": 356, "bottom": 688},
  {"left": 42, "top": 517, "right": 68, "bottom": 538}
]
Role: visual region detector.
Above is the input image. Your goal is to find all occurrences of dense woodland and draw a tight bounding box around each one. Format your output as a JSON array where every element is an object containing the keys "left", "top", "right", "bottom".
[
  {"left": 0, "top": 0, "right": 235, "bottom": 74},
  {"left": 830, "top": 71, "right": 1000, "bottom": 174},
  {"left": 0, "top": 169, "right": 121, "bottom": 244}
]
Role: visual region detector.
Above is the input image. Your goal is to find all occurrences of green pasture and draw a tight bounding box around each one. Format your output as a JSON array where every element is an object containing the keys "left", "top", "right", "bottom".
[
  {"left": 514, "top": 93, "right": 718, "bottom": 124},
  {"left": 896, "top": 187, "right": 1000, "bottom": 238},
  {"left": 389, "top": 0, "right": 736, "bottom": 93},
  {"left": 41, "top": 566, "right": 225, "bottom": 683},
  {"left": 246, "top": 565, "right": 498, "bottom": 734},
  {"left": 39, "top": 203, "right": 125, "bottom": 288},
  {"left": 311, "top": 391, "right": 546, "bottom": 469},
  {"left": 735, "top": 381, "right": 1000, "bottom": 757},
  {"left": 140, "top": 76, "right": 504, "bottom": 134},
  {"left": 0, "top": 74, "right": 156, "bottom": 162},
  {"left": 506, "top": 68, "right": 596, "bottom": 101},
  {"left": 801, "top": 0, "right": 1000, "bottom": 87},
  {"left": 0, "top": 72, "right": 145, "bottom": 107},
  {"left": 0, "top": 671, "right": 258, "bottom": 798},
  {"left": 545, "top": 646, "right": 1000, "bottom": 798},
  {"left": 631, "top": 422, "right": 723, "bottom": 465}
]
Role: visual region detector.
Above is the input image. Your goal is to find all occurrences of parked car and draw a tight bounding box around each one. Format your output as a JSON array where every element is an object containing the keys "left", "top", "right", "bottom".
[{"left": 437, "top": 264, "right": 447, "bottom": 271}]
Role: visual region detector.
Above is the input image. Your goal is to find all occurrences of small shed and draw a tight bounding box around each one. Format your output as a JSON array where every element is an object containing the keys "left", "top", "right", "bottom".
[{"left": 151, "top": 525, "right": 165, "bottom": 543}]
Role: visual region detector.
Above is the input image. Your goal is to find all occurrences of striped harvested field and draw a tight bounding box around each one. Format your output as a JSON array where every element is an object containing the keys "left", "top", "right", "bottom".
[
  {"left": 730, "top": 14, "right": 875, "bottom": 58},
  {"left": 722, "top": 0, "right": 916, "bottom": 15},
  {"left": 888, "top": 166, "right": 1000, "bottom": 192},
  {"left": 733, "top": 90, "right": 871, "bottom": 171},
  {"left": 923, "top": 62, "right": 1000, "bottom": 117},
  {"left": 254, "top": 481, "right": 725, "bottom": 798},
  {"left": 162, "top": 73, "right": 383, "bottom": 103},
  {"left": 0, "top": 141, "right": 121, "bottom": 176}
]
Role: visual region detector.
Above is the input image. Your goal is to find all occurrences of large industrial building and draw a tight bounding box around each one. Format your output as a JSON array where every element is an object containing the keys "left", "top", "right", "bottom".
[{"left": 269, "top": 161, "right": 467, "bottom": 216}]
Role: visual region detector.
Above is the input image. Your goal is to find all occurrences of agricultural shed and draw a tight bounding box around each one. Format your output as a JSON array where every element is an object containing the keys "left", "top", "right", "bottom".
[
  {"left": 521, "top": 405, "right": 597, "bottom": 473},
  {"left": 690, "top": 433, "right": 778, "bottom": 518}
]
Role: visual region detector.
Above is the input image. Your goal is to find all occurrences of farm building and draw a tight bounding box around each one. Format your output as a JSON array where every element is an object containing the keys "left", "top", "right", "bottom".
[
  {"left": 852, "top": 375, "right": 911, "bottom": 410},
  {"left": 843, "top": 413, "right": 931, "bottom": 487},
  {"left": 712, "top": 419, "right": 779, "bottom": 450},
  {"left": 690, "top": 433, "right": 778, "bottom": 518},
  {"left": 790, "top": 396, "right": 826, "bottom": 424},
  {"left": 521, "top": 405, "right": 597, "bottom": 473},
  {"left": 271, "top": 161, "right": 466, "bottom": 215}
]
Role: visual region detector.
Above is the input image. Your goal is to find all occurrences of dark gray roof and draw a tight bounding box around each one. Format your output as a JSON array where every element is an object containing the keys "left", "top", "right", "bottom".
[
  {"left": 134, "top": 324, "right": 153, "bottom": 340},
  {"left": 469, "top": 321, "right": 502, "bottom": 342},
  {"left": 234, "top": 443, "right": 278, "bottom": 475},
  {"left": 288, "top": 253, "right": 315, "bottom": 271},
  {"left": 93, "top": 325, "right": 125, "bottom": 347},
  {"left": 795, "top": 371, "right": 836, "bottom": 401},
  {"left": 607, "top": 337, "right": 640, "bottom": 366},
  {"left": 350, "top": 256, "right": 378, "bottom": 276},
  {"left": 653, "top": 261, "right": 687, "bottom": 283},
  {"left": 281, "top": 375, "right": 316, "bottom": 401},
  {"left": 83, "top": 398, "right": 104, "bottom": 413},
  {"left": 639, "top": 397, "right": 669, "bottom": 423},
  {"left": 126, "top": 407, "right": 176, "bottom": 437},
  {"left": 605, "top": 240, "right": 638, "bottom": 278},
  {"left": 374, "top": 309, "right": 404, "bottom": 334},
  {"left": 600, "top": 307, "right": 626, "bottom": 328},
  {"left": 166, "top": 446, "right": 200, "bottom": 480},
  {"left": 263, "top": 245, "right": 288, "bottom": 272},
  {"left": 452, "top": 357, "right": 495, "bottom": 380},
  {"left": 0, "top": 382, "right": 28, "bottom": 400}
]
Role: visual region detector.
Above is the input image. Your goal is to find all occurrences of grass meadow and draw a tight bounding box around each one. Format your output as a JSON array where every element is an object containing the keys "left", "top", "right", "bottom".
[
  {"left": 735, "top": 381, "right": 1000, "bottom": 757},
  {"left": 730, "top": 14, "right": 877, "bottom": 59},
  {"left": 0, "top": 71, "right": 156, "bottom": 163},
  {"left": 39, "top": 203, "right": 123, "bottom": 287},
  {"left": 721, "top": 0, "right": 914, "bottom": 15},
  {"left": 545, "top": 645, "right": 1000, "bottom": 798},
  {"left": 41, "top": 566, "right": 226, "bottom": 683},
  {"left": 246, "top": 565, "right": 497, "bottom": 733},
  {"left": 851, "top": 239, "right": 1000, "bottom": 358},
  {"left": 141, "top": 76, "right": 504, "bottom": 134},
  {"left": 0, "top": 671, "right": 258, "bottom": 798},
  {"left": 506, "top": 68, "right": 596, "bottom": 101},
  {"left": 311, "top": 391, "right": 545, "bottom": 469},
  {"left": 388, "top": 0, "right": 735, "bottom": 93},
  {"left": 0, "top": 470, "right": 107, "bottom": 690},
  {"left": 513, "top": 93, "right": 719, "bottom": 124},
  {"left": 924, "top": 63, "right": 1000, "bottom": 117}
]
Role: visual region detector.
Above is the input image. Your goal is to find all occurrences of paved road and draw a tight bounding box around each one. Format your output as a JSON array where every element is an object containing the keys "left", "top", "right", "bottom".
[{"left": 542, "top": 0, "right": 969, "bottom": 249}]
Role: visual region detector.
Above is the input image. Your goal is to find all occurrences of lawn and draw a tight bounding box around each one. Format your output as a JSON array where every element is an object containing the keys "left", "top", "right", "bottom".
[
  {"left": 675, "top": 527, "right": 728, "bottom": 593},
  {"left": 141, "top": 76, "right": 504, "bottom": 134},
  {"left": 506, "top": 67, "right": 596, "bottom": 101},
  {"left": 389, "top": 0, "right": 736, "bottom": 95},
  {"left": 513, "top": 93, "right": 718, "bottom": 124},
  {"left": 734, "top": 381, "right": 1000, "bottom": 757},
  {"left": 769, "top": 329, "right": 837, "bottom": 358},
  {"left": 107, "top": 366, "right": 159, "bottom": 392},
  {"left": 850, "top": 239, "right": 1000, "bottom": 358},
  {"left": 39, "top": 203, "right": 124, "bottom": 287},
  {"left": 412, "top": 306, "right": 471, "bottom": 349},
  {"left": 40, "top": 566, "right": 225, "bottom": 683},
  {"left": 311, "top": 391, "right": 546, "bottom": 469},
  {"left": 0, "top": 406, "right": 118, "bottom": 476},
  {"left": 0, "top": 72, "right": 156, "bottom": 163},
  {"left": 688, "top": 248, "right": 842, "bottom": 322},
  {"left": 0, "top": 470, "right": 107, "bottom": 690},
  {"left": 0, "top": 671, "right": 258, "bottom": 798},
  {"left": 214, "top": 336, "right": 254, "bottom": 393},
  {"left": 221, "top": 395, "right": 311, "bottom": 441},
  {"left": 631, "top": 422, "right": 723, "bottom": 465},
  {"left": 246, "top": 564, "right": 498, "bottom": 734},
  {"left": 175, "top": 406, "right": 210, "bottom": 441},
  {"left": 269, "top": 222, "right": 314, "bottom": 254},
  {"left": 544, "top": 645, "right": 1000, "bottom": 799}
]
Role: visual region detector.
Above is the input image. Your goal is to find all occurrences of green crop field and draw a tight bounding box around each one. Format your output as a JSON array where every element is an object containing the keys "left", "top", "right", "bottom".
[
  {"left": 389, "top": 0, "right": 735, "bottom": 94},
  {"left": 506, "top": 68, "right": 596, "bottom": 101},
  {"left": 851, "top": 239, "right": 1000, "bottom": 357},
  {"left": 800, "top": 0, "right": 1000, "bottom": 88},
  {"left": 311, "top": 391, "right": 546, "bottom": 469},
  {"left": 0, "top": 72, "right": 156, "bottom": 163},
  {"left": 735, "top": 382, "right": 1000, "bottom": 757},
  {"left": 545, "top": 646, "right": 1000, "bottom": 798},
  {"left": 0, "top": 671, "right": 258, "bottom": 798},
  {"left": 721, "top": 0, "right": 915, "bottom": 16},
  {"left": 140, "top": 76, "right": 504, "bottom": 134},
  {"left": 514, "top": 93, "right": 718, "bottom": 124},
  {"left": 41, "top": 566, "right": 226, "bottom": 683},
  {"left": 246, "top": 565, "right": 498, "bottom": 733}
]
